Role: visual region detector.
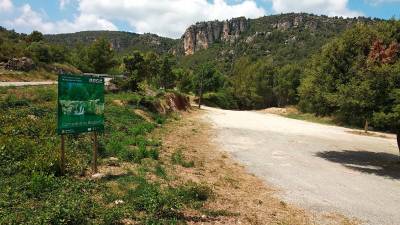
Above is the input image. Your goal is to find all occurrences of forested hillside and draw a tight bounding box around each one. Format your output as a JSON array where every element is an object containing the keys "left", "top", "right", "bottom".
[{"left": 45, "top": 31, "right": 178, "bottom": 54}]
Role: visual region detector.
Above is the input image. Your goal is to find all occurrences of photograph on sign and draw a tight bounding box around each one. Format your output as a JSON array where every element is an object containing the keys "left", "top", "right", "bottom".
[{"left": 57, "top": 74, "right": 105, "bottom": 134}]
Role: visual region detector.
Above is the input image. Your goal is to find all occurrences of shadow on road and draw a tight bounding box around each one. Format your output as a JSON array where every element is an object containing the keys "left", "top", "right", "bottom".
[{"left": 316, "top": 150, "right": 400, "bottom": 179}]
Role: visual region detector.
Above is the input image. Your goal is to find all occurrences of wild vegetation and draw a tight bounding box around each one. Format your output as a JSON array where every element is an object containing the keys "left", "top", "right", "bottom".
[{"left": 0, "top": 85, "right": 214, "bottom": 224}]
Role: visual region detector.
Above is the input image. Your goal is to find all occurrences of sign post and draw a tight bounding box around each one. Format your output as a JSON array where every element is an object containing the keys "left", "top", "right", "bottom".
[
  {"left": 92, "top": 132, "right": 98, "bottom": 173},
  {"left": 60, "top": 134, "right": 65, "bottom": 175},
  {"left": 57, "top": 74, "right": 105, "bottom": 174}
]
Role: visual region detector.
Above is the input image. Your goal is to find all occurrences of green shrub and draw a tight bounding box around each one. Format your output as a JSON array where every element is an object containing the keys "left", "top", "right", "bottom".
[
  {"left": 171, "top": 149, "right": 194, "bottom": 168},
  {"left": 202, "top": 90, "right": 238, "bottom": 109},
  {"left": 0, "top": 94, "right": 30, "bottom": 108},
  {"left": 178, "top": 182, "right": 212, "bottom": 203},
  {"left": 35, "top": 88, "right": 56, "bottom": 102},
  {"left": 133, "top": 144, "right": 159, "bottom": 163},
  {"left": 28, "top": 172, "right": 57, "bottom": 198},
  {"left": 127, "top": 180, "right": 183, "bottom": 219},
  {"left": 129, "top": 123, "right": 155, "bottom": 136}
]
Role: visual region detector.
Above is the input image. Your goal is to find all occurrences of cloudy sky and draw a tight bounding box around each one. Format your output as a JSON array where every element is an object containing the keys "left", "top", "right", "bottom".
[{"left": 0, "top": 0, "right": 399, "bottom": 38}]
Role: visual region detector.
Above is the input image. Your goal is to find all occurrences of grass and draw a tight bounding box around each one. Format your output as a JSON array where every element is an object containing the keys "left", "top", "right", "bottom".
[
  {"left": 0, "top": 85, "right": 211, "bottom": 224},
  {"left": 285, "top": 112, "right": 335, "bottom": 125},
  {"left": 171, "top": 148, "right": 195, "bottom": 168},
  {"left": 0, "top": 67, "right": 57, "bottom": 82}
]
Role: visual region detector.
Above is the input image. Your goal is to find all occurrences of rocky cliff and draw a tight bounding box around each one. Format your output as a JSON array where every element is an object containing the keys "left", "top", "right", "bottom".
[{"left": 182, "top": 17, "right": 248, "bottom": 55}]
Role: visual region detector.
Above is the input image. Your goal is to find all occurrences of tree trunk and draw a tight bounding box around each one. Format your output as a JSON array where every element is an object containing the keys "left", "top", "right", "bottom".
[
  {"left": 364, "top": 119, "right": 369, "bottom": 133},
  {"left": 198, "top": 72, "right": 204, "bottom": 109},
  {"left": 198, "top": 88, "right": 203, "bottom": 109},
  {"left": 397, "top": 131, "right": 400, "bottom": 161}
]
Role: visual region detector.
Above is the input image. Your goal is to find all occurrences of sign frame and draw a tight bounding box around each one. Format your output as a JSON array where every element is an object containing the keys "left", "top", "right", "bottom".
[{"left": 57, "top": 74, "right": 105, "bottom": 135}]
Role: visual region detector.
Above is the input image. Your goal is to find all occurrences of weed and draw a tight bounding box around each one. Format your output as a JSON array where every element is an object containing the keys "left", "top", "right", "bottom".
[
  {"left": 127, "top": 180, "right": 183, "bottom": 219},
  {"left": 0, "top": 94, "right": 30, "bottom": 108},
  {"left": 154, "top": 163, "right": 167, "bottom": 179},
  {"left": 171, "top": 149, "right": 194, "bottom": 168},
  {"left": 177, "top": 181, "right": 213, "bottom": 204}
]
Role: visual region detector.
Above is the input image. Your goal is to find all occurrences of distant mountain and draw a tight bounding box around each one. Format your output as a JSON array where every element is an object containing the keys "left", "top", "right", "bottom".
[
  {"left": 177, "top": 13, "right": 381, "bottom": 71},
  {"left": 44, "top": 31, "right": 178, "bottom": 54},
  {"left": 43, "top": 13, "right": 382, "bottom": 70}
]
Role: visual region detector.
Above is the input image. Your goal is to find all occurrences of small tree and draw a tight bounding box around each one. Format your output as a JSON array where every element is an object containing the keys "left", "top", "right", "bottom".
[
  {"left": 87, "top": 38, "right": 115, "bottom": 74},
  {"left": 26, "top": 42, "right": 51, "bottom": 63},
  {"left": 193, "top": 64, "right": 224, "bottom": 108},
  {"left": 143, "top": 52, "right": 160, "bottom": 86},
  {"left": 27, "top": 31, "right": 43, "bottom": 43},
  {"left": 158, "top": 55, "right": 176, "bottom": 89},
  {"left": 122, "top": 51, "right": 145, "bottom": 91}
]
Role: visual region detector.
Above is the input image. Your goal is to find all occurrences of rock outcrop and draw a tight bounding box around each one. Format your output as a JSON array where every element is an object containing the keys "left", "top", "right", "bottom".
[
  {"left": 182, "top": 17, "right": 248, "bottom": 55},
  {"left": 5, "top": 57, "right": 35, "bottom": 71}
]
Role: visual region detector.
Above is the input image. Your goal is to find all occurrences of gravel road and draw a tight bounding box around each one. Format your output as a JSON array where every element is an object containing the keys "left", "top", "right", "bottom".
[{"left": 203, "top": 106, "right": 400, "bottom": 225}]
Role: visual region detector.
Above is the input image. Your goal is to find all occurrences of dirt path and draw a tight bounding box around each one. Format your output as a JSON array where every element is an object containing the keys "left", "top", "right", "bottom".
[
  {"left": 202, "top": 106, "right": 400, "bottom": 225},
  {"left": 0, "top": 81, "right": 57, "bottom": 87}
]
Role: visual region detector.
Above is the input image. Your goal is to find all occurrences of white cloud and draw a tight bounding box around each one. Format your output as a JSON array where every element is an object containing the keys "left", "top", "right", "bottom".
[
  {"left": 4, "top": 4, "right": 117, "bottom": 34},
  {"left": 59, "top": 0, "right": 71, "bottom": 10},
  {"left": 0, "top": 0, "right": 13, "bottom": 11},
  {"left": 78, "top": 0, "right": 266, "bottom": 38},
  {"left": 1, "top": 0, "right": 265, "bottom": 38},
  {"left": 269, "top": 0, "right": 363, "bottom": 18}
]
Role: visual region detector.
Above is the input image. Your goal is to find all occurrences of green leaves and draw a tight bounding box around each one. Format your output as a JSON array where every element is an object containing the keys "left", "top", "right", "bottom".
[{"left": 299, "top": 20, "right": 400, "bottom": 128}]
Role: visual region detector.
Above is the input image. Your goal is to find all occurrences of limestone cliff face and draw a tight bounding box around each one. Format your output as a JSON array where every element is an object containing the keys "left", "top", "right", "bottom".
[{"left": 182, "top": 17, "right": 248, "bottom": 55}]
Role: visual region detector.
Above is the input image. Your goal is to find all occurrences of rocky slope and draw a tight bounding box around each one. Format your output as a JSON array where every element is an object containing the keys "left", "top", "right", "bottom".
[
  {"left": 182, "top": 17, "right": 248, "bottom": 55},
  {"left": 44, "top": 13, "right": 380, "bottom": 59},
  {"left": 180, "top": 13, "right": 379, "bottom": 56}
]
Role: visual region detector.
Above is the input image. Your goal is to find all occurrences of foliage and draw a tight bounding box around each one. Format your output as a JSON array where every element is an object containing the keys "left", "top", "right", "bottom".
[
  {"left": 118, "top": 51, "right": 180, "bottom": 91},
  {"left": 45, "top": 31, "right": 178, "bottom": 54},
  {"left": 25, "top": 41, "right": 52, "bottom": 63},
  {"left": 299, "top": 21, "right": 400, "bottom": 129},
  {"left": 0, "top": 86, "right": 209, "bottom": 224},
  {"left": 26, "top": 30, "right": 44, "bottom": 43},
  {"left": 87, "top": 37, "right": 116, "bottom": 73},
  {"left": 201, "top": 90, "right": 238, "bottom": 109},
  {"left": 192, "top": 63, "right": 225, "bottom": 97}
]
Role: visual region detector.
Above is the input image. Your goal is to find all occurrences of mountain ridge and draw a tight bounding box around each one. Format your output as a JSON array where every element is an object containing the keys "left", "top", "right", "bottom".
[{"left": 43, "top": 13, "right": 382, "bottom": 59}]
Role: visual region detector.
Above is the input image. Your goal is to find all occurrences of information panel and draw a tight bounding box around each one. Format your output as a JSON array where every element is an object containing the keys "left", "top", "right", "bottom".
[{"left": 57, "top": 74, "right": 104, "bottom": 135}]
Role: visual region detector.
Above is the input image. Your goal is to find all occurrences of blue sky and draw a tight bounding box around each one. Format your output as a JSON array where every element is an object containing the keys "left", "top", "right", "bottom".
[{"left": 0, "top": 0, "right": 399, "bottom": 38}]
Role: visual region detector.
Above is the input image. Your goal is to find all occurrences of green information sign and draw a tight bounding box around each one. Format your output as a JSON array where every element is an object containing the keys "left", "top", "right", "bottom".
[{"left": 57, "top": 74, "right": 105, "bottom": 135}]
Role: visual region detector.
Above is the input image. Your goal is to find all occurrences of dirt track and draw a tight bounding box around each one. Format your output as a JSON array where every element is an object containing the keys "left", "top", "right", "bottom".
[
  {"left": 0, "top": 81, "right": 57, "bottom": 87},
  {"left": 203, "top": 106, "right": 400, "bottom": 225}
]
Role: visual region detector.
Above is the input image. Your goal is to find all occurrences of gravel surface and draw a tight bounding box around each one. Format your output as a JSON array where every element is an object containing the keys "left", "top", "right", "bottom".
[{"left": 203, "top": 106, "right": 400, "bottom": 225}]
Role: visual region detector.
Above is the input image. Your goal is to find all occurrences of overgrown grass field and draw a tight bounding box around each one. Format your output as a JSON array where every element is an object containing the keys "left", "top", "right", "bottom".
[{"left": 0, "top": 85, "right": 211, "bottom": 224}]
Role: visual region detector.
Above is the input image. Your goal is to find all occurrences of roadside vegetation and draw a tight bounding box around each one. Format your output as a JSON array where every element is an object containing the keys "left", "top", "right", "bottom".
[{"left": 0, "top": 85, "right": 213, "bottom": 224}]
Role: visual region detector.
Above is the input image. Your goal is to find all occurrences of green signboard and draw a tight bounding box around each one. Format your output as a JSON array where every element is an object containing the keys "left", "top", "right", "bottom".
[{"left": 57, "top": 74, "right": 105, "bottom": 135}]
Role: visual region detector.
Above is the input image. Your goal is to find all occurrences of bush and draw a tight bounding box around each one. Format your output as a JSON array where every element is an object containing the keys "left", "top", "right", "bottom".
[{"left": 202, "top": 90, "right": 238, "bottom": 109}]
